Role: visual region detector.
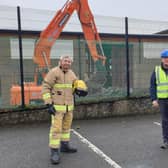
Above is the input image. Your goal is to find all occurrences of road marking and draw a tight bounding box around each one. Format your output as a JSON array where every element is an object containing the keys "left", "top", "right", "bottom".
[
  {"left": 153, "top": 122, "right": 161, "bottom": 126},
  {"left": 71, "top": 129, "right": 122, "bottom": 168}
]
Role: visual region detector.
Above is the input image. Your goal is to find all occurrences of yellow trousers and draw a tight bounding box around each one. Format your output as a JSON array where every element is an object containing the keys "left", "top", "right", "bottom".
[{"left": 49, "top": 110, "right": 73, "bottom": 149}]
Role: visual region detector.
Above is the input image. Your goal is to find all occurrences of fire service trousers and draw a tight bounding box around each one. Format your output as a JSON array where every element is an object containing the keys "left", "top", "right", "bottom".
[{"left": 49, "top": 110, "right": 73, "bottom": 149}]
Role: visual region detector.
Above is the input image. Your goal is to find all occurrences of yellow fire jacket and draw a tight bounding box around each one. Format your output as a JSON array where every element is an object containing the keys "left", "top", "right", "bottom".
[{"left": 42, "top": 66, "right": 77, "bottom": 107}]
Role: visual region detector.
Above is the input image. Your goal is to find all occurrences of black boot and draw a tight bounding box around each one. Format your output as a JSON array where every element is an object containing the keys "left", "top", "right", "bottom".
[
  {"left": 61, "top": 141, "right": 77, "bottom": 153},
  {"left": 50, "top": 148, "right": 60, "bottom": 164}
]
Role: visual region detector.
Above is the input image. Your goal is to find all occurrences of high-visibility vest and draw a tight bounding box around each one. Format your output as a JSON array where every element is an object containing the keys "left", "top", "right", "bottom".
[{"left": 155, "top": 65, "right": 168, "bottom": 98}]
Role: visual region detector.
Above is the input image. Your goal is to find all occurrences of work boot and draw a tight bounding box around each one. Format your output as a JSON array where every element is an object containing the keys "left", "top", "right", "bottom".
[
  {"left": 61, "top": 141, "right": 77, "bottom": 153},
  {"left": 50, "top": 148, "right": 60, "bottom": 164},
  {"left": 160, "top": 142, "right": 168, "bottom": 149}
]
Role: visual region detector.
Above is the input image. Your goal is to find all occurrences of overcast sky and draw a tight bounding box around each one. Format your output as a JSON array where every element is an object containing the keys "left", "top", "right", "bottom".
[{"left": 0, "top": 0, "right": 168, "bottom": 22}]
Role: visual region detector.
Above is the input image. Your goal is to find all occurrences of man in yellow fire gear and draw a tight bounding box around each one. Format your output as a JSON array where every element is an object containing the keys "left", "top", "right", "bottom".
[{"left": 42, "top": 55, "right": 87, "bottom": 164}]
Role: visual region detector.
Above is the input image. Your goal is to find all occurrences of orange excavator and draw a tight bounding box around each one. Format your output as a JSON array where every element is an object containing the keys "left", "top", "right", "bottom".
[{"left": 10, "top": 0, "right": 106, "bottom": 105}]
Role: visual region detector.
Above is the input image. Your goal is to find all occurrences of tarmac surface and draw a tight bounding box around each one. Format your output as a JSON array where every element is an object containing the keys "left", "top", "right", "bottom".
[{"left": 0, "top": 113, "right": 168, "bottom": 168}]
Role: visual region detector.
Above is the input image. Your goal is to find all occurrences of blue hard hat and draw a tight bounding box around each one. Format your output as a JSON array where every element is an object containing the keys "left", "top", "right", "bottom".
[{"left": 161, "top": 49, "right": 168, "bottom": 58}]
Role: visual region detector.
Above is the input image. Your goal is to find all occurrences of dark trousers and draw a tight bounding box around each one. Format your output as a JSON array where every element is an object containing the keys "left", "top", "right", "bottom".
[{"left": 159, "top": 99, "right": 168, "bottom": 143}]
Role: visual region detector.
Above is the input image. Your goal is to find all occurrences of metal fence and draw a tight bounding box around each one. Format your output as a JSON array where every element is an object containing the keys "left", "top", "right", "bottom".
[{"left": 0, "top": 5, "right": 168, "bottom": 108}]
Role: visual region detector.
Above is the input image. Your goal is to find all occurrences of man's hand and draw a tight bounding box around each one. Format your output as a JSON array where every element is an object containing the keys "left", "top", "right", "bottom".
[
  {"left": 47, "top": 104, "right": 56, "bottom": 116},
  {"left": 152, "top": 100, "right": 159, "bottom": 108}
]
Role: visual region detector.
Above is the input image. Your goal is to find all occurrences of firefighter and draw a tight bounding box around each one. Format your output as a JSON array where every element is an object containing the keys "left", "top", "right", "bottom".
[
  {"left": 42, "top": 55, "right": 87, "bottom": 164},
  {"left": 150, "top": 49, "right": 168, "bottom": 149}
]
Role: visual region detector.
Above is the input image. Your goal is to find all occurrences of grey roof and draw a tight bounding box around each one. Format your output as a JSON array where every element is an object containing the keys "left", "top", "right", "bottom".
[
  {"left": 1, "top": 5, "right": 168, "bottom": 35},
  {"left": 156, "top": 29, "right": 168, "bottom": 34}
]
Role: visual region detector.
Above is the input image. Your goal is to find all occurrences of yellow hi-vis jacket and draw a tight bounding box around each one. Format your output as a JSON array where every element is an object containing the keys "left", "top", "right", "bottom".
[
  {"left": 155, "top": 65, "right": 168, "bottom": 98},
  {"left": 42, "top": 66, "right": 77, "bottom": 111}
]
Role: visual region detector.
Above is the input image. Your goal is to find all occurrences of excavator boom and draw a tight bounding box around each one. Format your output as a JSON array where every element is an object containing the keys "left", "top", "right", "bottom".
[{"left": 33, "top": 0, "right": 106, "bottom": 68}]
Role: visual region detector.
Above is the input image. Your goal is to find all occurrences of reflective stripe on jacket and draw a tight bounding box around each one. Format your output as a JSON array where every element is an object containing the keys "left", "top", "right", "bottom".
[
  {"left": 42, "top": 66, "right": 77, "bottom": 106},
  {"left": 155, "top": 65, "right": 168, "bottom": 98}
]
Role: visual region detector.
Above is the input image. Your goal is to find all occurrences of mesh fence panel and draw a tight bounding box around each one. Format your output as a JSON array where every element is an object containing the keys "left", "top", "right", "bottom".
[
  {"left": 2, "top": 36, "right": 166, "bottom": 108},
  {"left": 1, "top": 6, "right": 168, "bottom": 108}
]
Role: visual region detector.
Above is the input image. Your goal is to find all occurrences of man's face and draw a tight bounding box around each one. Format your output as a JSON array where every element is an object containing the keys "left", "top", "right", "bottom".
[
  {"left": 60, "top": 57, "right": 72, "bottom": 72},
  {"left": 162, "top": 58, "right": 168, "bottom": 69}
]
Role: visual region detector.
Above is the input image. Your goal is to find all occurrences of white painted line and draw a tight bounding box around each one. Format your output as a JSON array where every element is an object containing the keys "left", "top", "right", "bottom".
[
  {"left": 153, "top": 122, "right": 161, "bottom": 126},
  {"left": 71, "top": 129, "right": 122, "bottom": 168}
]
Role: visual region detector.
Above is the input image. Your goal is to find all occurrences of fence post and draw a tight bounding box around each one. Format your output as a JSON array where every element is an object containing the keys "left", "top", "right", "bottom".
[
  {"left": 17, "top": 6, "right": 25, "bottom": 107},
  {"left": 125, "top": 17, "right": 130, "bottom": 97},
  {"left": 78, "top": 35, "right": 82, "bottom": 79}
]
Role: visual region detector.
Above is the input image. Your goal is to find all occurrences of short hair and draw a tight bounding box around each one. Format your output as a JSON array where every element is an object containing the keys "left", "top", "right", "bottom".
[
  {"left": 58, "top": 55, "right": 73, "bottom": 66},
  {"left": 59, "top": 55, "right": 73, "bottom": 62}
]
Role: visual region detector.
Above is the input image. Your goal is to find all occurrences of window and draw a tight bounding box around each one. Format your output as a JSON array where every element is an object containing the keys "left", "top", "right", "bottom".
[
  {"left": 143, "top": 42, "right": 168, "bottom": 59},
  {"left": 10, "top": 38, "right": 74, "bottom": 59}
]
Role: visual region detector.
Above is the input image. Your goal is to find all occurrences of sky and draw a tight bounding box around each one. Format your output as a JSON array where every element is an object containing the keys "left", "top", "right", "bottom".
[{"left": 0, "top": 0, "right": 168, "bottom": 22}]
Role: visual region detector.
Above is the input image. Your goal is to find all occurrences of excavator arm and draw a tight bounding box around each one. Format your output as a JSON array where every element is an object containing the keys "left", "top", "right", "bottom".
[
  {"left": 76, "top": 0, "right": 106, "bottom": 63},
  {"left": 33, "top": 0, "right": 106, "bottom": 68},
  {"left": 11, "top": 0, "right": 106, "bottom": 106}
]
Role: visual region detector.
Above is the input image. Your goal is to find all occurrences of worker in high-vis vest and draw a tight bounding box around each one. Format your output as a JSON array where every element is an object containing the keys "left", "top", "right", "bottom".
[
  {"left": 150, "top": 49, "right": 168, "bottom": 149},
  {"left": 42, "top": 55, "right": 87, "bottom": 164}
]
